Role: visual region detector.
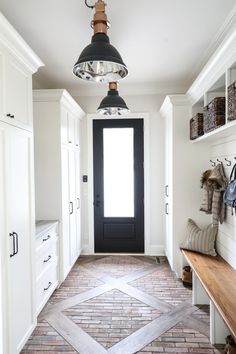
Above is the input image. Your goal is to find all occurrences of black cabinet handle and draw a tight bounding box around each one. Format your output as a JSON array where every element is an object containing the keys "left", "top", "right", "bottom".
[
  {"left": 10, "top": 232, "right": 19, "bottom": 257},
  {"left": 165, "top": 185, "right": 169, "bottom": 197},
  {"left": 69, "top": 201, "right": 74, "bottom": 214},
  {"left": 44, "top": 281, "right": 52, "bottom": 291},
  {"left": 43, "top": 255, "right": 52, "bottom": 263},
  {"left": 14, "top": 232, "right": 19, "bottom": 255},
  {"left": 43, "top": 235, "right": 51, "bottom": 242},
  {"left": 9, "top": 233, "right": 16, "bottom": 257},
  {"left": 165, "top": 202, "right": 169, "bottom": 215},
  {"left": 6, "top": 113, "right": 15, "bottom": 118},
  {"left": 68, "top": 140, "right": 72, "bottom": 144}
]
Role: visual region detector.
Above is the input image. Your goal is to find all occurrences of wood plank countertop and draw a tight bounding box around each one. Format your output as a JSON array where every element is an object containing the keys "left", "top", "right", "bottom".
[{"left": 182, "top": 249, "right": 236, "bottom": 339}]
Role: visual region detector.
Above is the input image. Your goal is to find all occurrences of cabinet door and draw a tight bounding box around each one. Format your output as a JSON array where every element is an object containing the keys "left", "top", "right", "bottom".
[
  {"left": 67, "top": 112, "right": 75, "bottom": 146},
  {"left": 5, "top": 126, "right": 35, "bottom": 353},
  {"left": 75, "top": 117, "right": 80, "bottom": 147},
  {"left": 61, "top": 146, "right": 71, "bottom": 279},
  {"left": 61, "top": 106, "right": 68, "bottom": 145},
  {"left": 4, "top": 53, "right": 32, "bottom": 129},
  {"left": 75, "top": 149, "right": 81, "bottom": 255},
  {"left": 0, "top": 50, "right": 4, "bottom": 121},
  {"left": 69, "top": 150, "right": 77, "bottom": 264}
]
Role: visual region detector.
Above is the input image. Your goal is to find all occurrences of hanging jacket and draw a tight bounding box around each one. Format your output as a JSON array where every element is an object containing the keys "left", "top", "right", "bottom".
[{"left": 200, "top": 163, "right": 228, "bottom": 226}]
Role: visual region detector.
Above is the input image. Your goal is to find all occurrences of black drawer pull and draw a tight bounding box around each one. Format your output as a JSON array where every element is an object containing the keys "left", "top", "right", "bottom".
[
  {"left": 44, "top": 282, "right": 52, "bottom": 291},
  {"left": 43, "top": 255, "right": 52, "bottom": 263},
  {"left": 43, "top": 235, "right": 50, "bottom": 242},
  {"left": 6, "top": 113, "right": 15, "bottom": 118}
]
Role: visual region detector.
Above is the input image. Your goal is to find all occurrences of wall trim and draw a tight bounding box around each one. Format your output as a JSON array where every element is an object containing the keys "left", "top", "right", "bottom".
[
  {"left": 148, "top": 245, "right": 165, "bottom": 256},
  {"left": 86, "top": 112, "right": 151, "bottom": 255}
]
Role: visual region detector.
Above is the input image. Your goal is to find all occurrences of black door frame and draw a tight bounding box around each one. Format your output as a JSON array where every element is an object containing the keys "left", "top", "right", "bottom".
[
  {"left": 87, "top": 114, "right": 150, "bottom": 255},
  {"left": 93, "top": 118, "right": 144, "bottom": 253}
]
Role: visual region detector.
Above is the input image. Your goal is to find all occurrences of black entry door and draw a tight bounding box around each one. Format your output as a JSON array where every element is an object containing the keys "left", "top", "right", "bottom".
[{"left": 93, "top": 119, "right": 144, "bottom": 253}]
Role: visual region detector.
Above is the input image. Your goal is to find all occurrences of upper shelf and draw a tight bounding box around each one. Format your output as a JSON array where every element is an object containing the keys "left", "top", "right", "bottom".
[{"left": 192, "top": 119, "right": 236, "bottom": 143}]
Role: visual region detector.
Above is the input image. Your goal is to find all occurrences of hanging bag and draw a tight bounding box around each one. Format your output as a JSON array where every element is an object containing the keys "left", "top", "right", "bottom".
[{"left": 224, "top": 163, "right": 236, "bottom": 215}]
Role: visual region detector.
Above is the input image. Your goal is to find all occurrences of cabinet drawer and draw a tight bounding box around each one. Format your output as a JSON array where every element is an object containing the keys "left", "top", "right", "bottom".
[
  {"left": 36, "top": 238, "right": 58, "bottom": 278},
  {"left": 36, "top": 261, "right": 58, "bottom": 315},
  {"left": 36, "top": 223, "right": 58, "bottom": 251}
]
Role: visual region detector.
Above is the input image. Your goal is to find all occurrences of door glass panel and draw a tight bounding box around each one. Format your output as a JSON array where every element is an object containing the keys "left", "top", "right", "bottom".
[{"left": 103, "top": 128, "right": 134, "bottom": 217}]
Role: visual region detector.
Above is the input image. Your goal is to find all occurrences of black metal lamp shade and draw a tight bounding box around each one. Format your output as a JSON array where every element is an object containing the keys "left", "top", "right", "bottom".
[
  {"left": 73, "top": 33, "right": 128, "bottom": 83},
  {"left": 97, "top": 88, "right": 130, "bottom": 116}
]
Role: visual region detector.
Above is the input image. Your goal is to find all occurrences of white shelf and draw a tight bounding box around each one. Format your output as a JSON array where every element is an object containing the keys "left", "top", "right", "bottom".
[{"left": 192, "top": 119, "right": 236, "bottom": 143}]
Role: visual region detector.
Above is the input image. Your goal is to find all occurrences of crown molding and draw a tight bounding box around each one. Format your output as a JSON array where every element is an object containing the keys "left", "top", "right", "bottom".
[
  {"left": 188, "top": 3, "right": 236, "bottom": 86},
  {"left": 33, "top": 89, "right": 85, "bottom": 117},
  {"left": 187, "top": 5, "right": 236, "bottom": 105},
  {"left": 0, "top": 12, "right": 44, "bottom": 73},
  {"left": 160, "top": 94, "right": 191, "bottom": 118}
]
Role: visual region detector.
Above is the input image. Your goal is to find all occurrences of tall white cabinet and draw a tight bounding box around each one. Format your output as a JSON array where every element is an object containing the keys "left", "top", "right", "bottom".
[
  {"left": 0, "top": 12, "right": 43, "bottom": 354},
  {"left": 33, "top": 90, "right": 84, "bottom": 281},
  {"left": 160, "top": 95, "right": 209, "bottom": 277}
]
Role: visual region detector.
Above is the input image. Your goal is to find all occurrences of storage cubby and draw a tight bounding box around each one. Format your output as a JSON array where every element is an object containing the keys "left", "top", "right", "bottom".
[{"left": 204, "top": 74, "right": 226, "bottom": 106}]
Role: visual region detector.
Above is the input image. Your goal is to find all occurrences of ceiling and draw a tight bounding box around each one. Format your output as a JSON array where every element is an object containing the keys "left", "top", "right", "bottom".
[{"left": 1, "top": 0, "right": 236, "bottom": 96}]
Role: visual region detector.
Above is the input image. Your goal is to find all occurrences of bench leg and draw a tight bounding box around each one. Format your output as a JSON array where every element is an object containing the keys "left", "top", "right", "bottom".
[
  {"left": 192, "top": 272, "right": 209, "bottom": 305},
  {"left": 210, "top": 301, "right": 229, "bottom": 344}
]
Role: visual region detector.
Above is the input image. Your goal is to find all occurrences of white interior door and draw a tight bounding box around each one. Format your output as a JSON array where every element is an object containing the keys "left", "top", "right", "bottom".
[{"left": 6, "top": 126, "right": 34, "bottom": 353}]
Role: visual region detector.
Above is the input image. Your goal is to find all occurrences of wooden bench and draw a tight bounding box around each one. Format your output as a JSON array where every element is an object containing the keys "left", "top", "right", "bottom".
[{"left": 182, "top": 249, "right": 236, "bottom": 344}]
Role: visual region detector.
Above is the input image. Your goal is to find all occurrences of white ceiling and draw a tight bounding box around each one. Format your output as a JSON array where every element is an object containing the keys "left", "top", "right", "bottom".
[{"left": 1, "top": 0, "right": 236, "bottom": 96}]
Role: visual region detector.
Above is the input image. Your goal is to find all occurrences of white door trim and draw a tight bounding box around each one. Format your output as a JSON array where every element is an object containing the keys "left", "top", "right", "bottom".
[{"left": 86, "top": 112, "right": 151, "bottom": 255}]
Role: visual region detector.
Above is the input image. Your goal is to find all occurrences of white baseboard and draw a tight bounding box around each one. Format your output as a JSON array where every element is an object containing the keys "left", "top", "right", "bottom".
[
  {"left": 81, "top": 244, "right": 90, "bottom": 255},
  {"left": 81, "top": 244, "right": 165, "bottom": 256},
  {"left": 146, "top": 245, "right": 165, "bottom": 256}
]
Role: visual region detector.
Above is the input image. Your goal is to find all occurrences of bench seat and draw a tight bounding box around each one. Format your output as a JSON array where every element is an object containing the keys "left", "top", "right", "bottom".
[{"left": 182, "top": 249, "right": 236, "bottom": 341}]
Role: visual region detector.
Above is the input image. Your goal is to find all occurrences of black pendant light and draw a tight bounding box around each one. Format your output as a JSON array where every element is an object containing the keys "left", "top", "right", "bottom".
[
  {"left": 97, "top": 82, "right": 130, "bottom": 116},
  {"left": 73, "top": 0, "right": 128, "bottom": 83}
]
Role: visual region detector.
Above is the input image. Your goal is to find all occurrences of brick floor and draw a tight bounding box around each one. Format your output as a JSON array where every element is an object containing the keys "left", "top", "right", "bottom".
[
  {"left": 63, "top": 289, "right": 161, "bottom": 349},
  {"left": 130, "top": 261, "right": 192, "bottom": 306},
  {"left": 21, "top": 256, "right": 227, "bottom": 354},
  {"left": 137, "top": 322, "right": 225, "bottom": 354}
]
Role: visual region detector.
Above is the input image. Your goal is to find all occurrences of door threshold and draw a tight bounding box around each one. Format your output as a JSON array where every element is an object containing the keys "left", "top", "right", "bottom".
[{"left": 92, "top": 253, "right": 145, "bottom": 256}]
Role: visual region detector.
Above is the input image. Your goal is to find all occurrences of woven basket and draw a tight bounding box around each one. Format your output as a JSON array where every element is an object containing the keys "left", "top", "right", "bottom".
[
  {"left": 228, "top": 82, "right": 236, "bottom": 121},
  {"left": 190, "top": 113, "right": 204, "bottom": 140},
  {"left": 182, "top": 266, "right": 192, "bottom": 284},
  {"left": 203, "top": 97, "right": 225, "bottom": 133}
]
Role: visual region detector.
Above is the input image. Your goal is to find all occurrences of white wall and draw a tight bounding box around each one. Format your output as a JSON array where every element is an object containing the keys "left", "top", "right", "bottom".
[
  {"left": 74, "top": 93, "right": 166, "bottom": 255},
  {"left": 210, "top": 137, "right": 236, "bottom": 269}
]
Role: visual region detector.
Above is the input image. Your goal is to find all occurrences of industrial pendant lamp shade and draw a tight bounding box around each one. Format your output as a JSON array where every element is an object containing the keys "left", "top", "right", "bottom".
[
  {"left": 73, "top": 0, "right": 128, "bottom": 83},
  {"left": 97, "top": 82, "right": 130, "bottom": 116}
]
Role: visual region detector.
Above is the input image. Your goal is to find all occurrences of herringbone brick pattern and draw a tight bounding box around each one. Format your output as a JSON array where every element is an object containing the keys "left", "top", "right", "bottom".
[{"left": 21, "top": 256, "right": 225, "bottom": 354}]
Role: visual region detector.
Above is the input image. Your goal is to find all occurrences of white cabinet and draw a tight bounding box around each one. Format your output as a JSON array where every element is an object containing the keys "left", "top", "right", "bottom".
[
  {"left": 33, "top": 89, "right": 84, "bottom": 281},
  {"left": 4, "top": 52, "right": 32, "bottom": 128},
  {"left": 61, "top": 103, "right": 80, "bottom": 147},
  {"left": 35, "top": 221, "right": 59, "bottom": 315},
  {"left": 0, "top": 12, "right": 43, "bottom": 354},
  {"left": 160, "top": 95, "right": 209, "bottom": 277},
  {"left": 0, "top": 123, "right": 35, "bottom": 354}
]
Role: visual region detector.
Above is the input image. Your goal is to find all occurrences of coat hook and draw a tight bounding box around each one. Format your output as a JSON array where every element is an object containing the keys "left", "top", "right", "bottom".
[
  {"left": 216, "top": 158, "right": 222, "bottom": 163},
  {"left": 225, "top": 158, "right": 231, "bottom": 166},
  {"left": 210, "top": 159, "right": 216, "bottom": 167}
]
